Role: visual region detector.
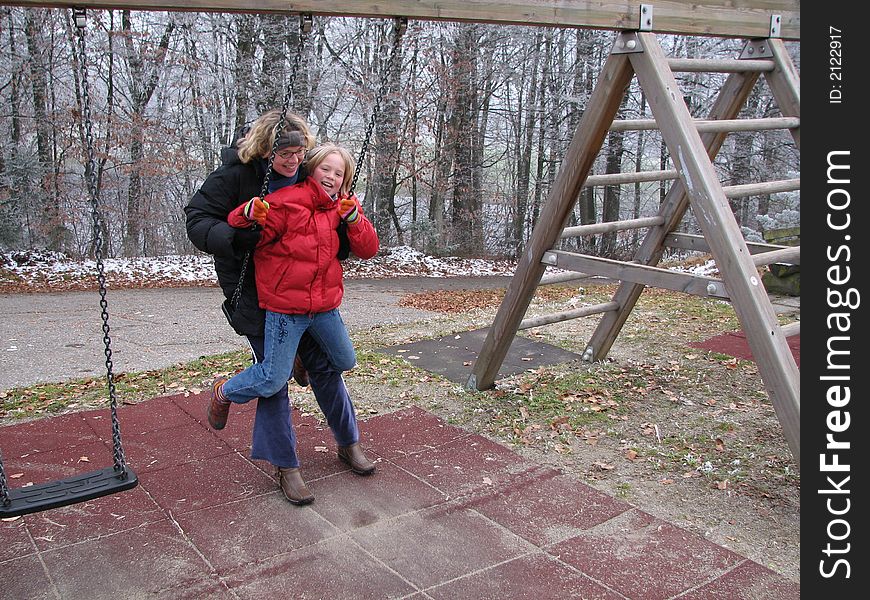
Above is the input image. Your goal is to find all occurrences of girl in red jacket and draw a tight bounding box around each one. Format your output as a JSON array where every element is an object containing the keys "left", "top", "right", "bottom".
[{"left": 210, "top": 143, "right": 380, "bottom": 498}]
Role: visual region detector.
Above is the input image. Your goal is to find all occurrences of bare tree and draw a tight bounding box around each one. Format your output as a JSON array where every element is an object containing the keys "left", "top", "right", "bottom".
[{"left": 119, "top": 10, "right": 175, "bottom": 257}]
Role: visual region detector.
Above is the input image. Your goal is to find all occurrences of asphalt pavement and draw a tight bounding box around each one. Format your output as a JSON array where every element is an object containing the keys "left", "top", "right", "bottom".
[{"left": 0, "top": 277, "right": 510, "bottom": 391}]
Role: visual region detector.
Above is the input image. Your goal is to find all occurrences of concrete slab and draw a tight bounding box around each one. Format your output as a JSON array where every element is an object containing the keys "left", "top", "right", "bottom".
[{"left": 376, "top": 328, "right": 584, "bottom": 385}]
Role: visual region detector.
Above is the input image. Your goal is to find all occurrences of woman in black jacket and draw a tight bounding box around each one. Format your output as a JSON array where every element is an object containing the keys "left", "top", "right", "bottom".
[{"left": 185, "top": 109, "right": 375, "bottom": 506}]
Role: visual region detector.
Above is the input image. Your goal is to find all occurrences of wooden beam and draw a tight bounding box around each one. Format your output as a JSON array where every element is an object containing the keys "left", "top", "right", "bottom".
[
  {"left": 519, "top": 302, "right": 619, "bottom": 330},
  {"left": 542, "top": 250, "right": 728, "bottom": 298},
  {"left": 764, "top": 38, "right": 801, "bottom": 148},
  {"left": 4, "top": 1, "right": 801, "bottom": 40},
  {"left": 609, "top": 117, "right": 799, "bottom": 132},
  {"left": 560, "top": 216, "right": 664, "bottom": 239}
]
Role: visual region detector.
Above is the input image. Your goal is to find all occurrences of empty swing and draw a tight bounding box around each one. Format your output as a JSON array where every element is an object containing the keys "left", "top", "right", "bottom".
[{"left": 0, "top": 9, "right": 138, "bottom": 518}]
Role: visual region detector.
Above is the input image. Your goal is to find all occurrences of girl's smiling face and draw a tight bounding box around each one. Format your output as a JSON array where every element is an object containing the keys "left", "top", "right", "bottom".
[{"left": 314, "top": 151, "right": 346, "bottom": 197}]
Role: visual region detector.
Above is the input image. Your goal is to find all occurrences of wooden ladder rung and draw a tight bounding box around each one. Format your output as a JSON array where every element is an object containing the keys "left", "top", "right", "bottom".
[
  {"left": 583, "top": 169, "right": 678, "bottom": 187},
  {"left": 667, "top": 58, "right": 775, "bottom": 73},
  {"left": 723, "top": 177, "right": 799, "bottom": 198},
  {"left": 519, "top": 302, "right": 619, "bottom": 330},
  {"left": 560, "top": 216, "right": 664, "bottom": 239},
  {"left": 753, "top": 245, "right": 800, "bottom": 267},
  {"left": 780, "top": 321, "right": 800, "bottom": 337},
  {"left": 539, "top": 271, "right": 596, "bottom": 286},
  {"left": 610, "top": 117, "right": 799, "bottom": 132},
  {"left": 666, "top": 233, "right": 791, "bottom": 255}
]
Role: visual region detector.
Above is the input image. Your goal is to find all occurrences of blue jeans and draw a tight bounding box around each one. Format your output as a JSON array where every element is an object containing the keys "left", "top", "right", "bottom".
[
  {"left": 223, "top": 309, "right": 356, "bottom": 402},
  {"left": 245, "top": 330, "right": 360, "bottom": 469}
]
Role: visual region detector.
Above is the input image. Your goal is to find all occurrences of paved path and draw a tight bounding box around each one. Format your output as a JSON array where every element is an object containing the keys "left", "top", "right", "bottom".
[{"left": 0, "top": 277, "right": 510, "bottom": 391}]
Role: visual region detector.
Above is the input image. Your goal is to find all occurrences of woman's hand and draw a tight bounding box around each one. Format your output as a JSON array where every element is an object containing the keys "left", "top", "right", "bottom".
[{"left": 243, "top": 197, "right": 270, "bottom": 226}]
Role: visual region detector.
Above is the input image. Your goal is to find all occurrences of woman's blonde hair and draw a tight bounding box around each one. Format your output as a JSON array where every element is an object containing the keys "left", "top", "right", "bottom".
[
  {"left": 303, "top": 144, "right": 356, "bottom": 197},
  {"left": 237, "top": 109, "right": 314, "bottom": 163}
]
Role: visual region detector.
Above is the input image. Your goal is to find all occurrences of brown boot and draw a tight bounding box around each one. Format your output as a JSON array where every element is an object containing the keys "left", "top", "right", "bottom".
[
  {"left": 277, "top": 467, "right": 314, "bottom": 505},
  {"left": 292, "top": 354, "right": 309, "bottom": 387},
  {"left": 338, "top": 443, "right": 376, "bottom": 475},
  {"left": 207, "top": 377, "right": 231, "bottom": 430}
]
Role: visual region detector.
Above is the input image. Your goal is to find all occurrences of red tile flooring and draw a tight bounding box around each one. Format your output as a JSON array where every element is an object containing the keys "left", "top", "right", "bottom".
[
  {"left": 689, "top": 331, "right": 800, "bottom": 367},
  {"left": 0, "top": 396, "right": 799, "bottom": 599}
]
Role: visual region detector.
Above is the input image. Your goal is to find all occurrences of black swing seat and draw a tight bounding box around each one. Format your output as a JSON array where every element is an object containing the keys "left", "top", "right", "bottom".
[{"left": 1, "top": 466, "right": 138, "bottom": 518}]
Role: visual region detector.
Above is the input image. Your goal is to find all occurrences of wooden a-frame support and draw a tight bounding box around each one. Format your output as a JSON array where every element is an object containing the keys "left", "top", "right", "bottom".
[{"left": 469, "top": 32, "right": 801, "bottom": 465}]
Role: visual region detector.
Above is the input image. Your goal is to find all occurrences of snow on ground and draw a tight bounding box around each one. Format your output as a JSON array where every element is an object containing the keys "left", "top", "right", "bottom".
[
  {"left": 0, "top": 246, "right": 519, "bottom": 292},
  {"left": 1, "top": 246, "right": 718, "bottom": 293}
]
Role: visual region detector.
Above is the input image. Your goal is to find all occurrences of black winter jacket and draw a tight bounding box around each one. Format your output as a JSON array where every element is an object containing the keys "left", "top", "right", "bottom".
[{"left": 185, "top": 148, "right": 307, "bottom": 337}]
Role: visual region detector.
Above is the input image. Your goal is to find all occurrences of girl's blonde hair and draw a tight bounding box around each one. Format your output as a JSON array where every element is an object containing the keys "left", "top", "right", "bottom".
[
  {"left": 303, "top": 144, "right": 356, "bottom": 197},
  {"left": 237, "top": 109, "right": 314, "bottom": 163}
]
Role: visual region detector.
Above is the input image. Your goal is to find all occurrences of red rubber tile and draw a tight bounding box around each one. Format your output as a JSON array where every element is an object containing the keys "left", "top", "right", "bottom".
[
  {"left": 83, "top": 395, "right": 198, "bottom": 439},
  {"left": 140, "top": 452, "right": 274, "bottom": 515},
  {"left": 469, "top": 471, "right": 632, "bottom": 547},
  {"left": 0, "top": 412, "right": 96, "bottom": 455},
  {"left": 310, "top": 461, "right": 447, "bottom": 531},
  {"left": 0, "top": 554, "right": 56, "bottom": 599},
  {"left": 358, "top": 405, "right": 472, "bottom": 459},
  {"left": 24, "top": 484, "right": 163, "bottom": 551},
  {"left": 390, "top": 433, "right": 546, "bottom": 499},
  {"left": 174, "top": 493, "right": 342, "bottom": 575},
  {"left": 120, "top": 422, "right": 236, "bottom": 474},
  {"left": 550, "top": 509, "right": 744, "bottom": 600},
  {"left": 427, "top": 552, "right": 625, "bottom": 600},
  {"left": 689, "top": 331, "right": 800, "bottom": 367},
  {"left": 0, "top": 439, "right": 116, "bottom": 487},
  {"left": 39, "top": 519, "right": 214, "bottom": 598},
  {"left": 678, "top": 560, "right": 800, "bottom": 599},
  {"left": 223, "top": 535, "right": 417, "bottom": 599},
  {"left": 351, "top": 502, "right": 536, "bottom": 589},
  {"left": 0, "top": 517, "right": 36, "bottom": 562}
]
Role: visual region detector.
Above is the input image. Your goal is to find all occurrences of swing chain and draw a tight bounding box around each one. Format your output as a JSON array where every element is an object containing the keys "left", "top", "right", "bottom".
[
  {"left": 0, "top": 451, "right": 8, "bottom": 506},
  {"left": 348, "top": 17, "right": 407, "bottom": 197},
  {"left": 230, "top": 14, "right": 311, "bottom": 311},
  {"left": 259, "top": 13, "right": 312, "bottom": 201},
  {"left": 74, "top": 10, "right": 128, "bottom": 478}
]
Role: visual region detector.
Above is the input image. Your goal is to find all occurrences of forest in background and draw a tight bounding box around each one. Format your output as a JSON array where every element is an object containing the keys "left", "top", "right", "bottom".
[{"left": 0, "top": 7, "right": 799, "bottom": 261}]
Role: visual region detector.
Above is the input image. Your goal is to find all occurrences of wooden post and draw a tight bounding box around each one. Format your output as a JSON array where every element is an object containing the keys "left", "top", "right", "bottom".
[
  {"left": 764, "top": 38, "right": 801, "bottom": 149},
  {"left": 628, "top": 32, "right": 800, "bottom": 463}
]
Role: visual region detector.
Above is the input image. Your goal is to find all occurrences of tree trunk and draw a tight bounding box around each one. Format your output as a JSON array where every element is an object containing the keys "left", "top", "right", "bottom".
[
  {"left": 25, "top": 9, "right": 66, "bottom": 250},
  {"left": 510, "top": 32, "right": 541, "bottom": 258},
  {"left": 370, "top": 20, "right": 405, "bottom": 244},
  {"left": 449, "top": 23, "right": 482, "bottom": 255},
  {"left": 233, "top": 14, "right": 255, "bottom": 130},
  {"left": 599, "top": 92, "right": 629, "bottom": 257},
  {"left": 121, "top": 10, "right": 175, "bottom": 257}
]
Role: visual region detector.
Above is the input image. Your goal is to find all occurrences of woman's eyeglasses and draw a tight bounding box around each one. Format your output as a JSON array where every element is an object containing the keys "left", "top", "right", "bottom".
[{"left": 276, "top": 148, "right": 306, "bottom": 160}]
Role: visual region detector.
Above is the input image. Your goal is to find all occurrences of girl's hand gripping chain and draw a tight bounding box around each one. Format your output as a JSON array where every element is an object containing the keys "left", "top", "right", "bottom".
[{"left": 337, "top": 195, "right": 359, "bottom": 225}]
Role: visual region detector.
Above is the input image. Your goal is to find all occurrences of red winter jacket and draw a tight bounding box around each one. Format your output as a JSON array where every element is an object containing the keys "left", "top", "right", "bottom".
[{"left": 228, "top": 177, "right": 379, "bottom": 315}]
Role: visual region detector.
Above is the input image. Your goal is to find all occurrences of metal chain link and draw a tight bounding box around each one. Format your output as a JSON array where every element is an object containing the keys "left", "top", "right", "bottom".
[
  {"left": 0, "top": 449, "right": 9, "bottom": 506},
  {"left": 74, "top": 9, "right": 129, "bottom": 478},
  {"left": 234, "top": 14, "right": 312, "bottom": 305},
  {"left": 348, "top": 18, "right": 407, "bottom": 197}
]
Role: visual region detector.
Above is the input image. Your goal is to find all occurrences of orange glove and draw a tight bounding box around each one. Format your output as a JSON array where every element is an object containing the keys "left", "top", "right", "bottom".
[
  {"left": 242, "top": 197, "right": 270, "bottom": 226},
  {"left": 338, "top": 195, "right": 359, "bottom": 224}
]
